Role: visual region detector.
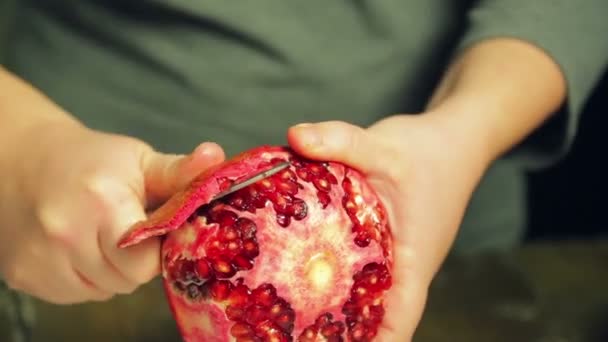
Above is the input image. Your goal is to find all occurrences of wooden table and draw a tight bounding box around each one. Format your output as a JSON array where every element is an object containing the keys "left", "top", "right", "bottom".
[{"left": 2, "top": 238, "right": 607, "bottom": 342}]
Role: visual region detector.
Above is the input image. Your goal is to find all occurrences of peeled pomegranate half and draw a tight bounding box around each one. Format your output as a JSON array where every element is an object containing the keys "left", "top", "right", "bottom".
[{"left": 119, "top": 145, "right": 394, "bottom": 342}]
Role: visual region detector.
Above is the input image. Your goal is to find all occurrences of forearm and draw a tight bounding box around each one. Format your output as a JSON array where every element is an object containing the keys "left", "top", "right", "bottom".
[
  {"left": 424, "top": 38, "right": 567, "bottom": 165},
  {"left": 0, "top": 67, "right": 86, "bottom": 181},
  {"left": 0, "top": 67, "right": 83, "bottom": 132}
]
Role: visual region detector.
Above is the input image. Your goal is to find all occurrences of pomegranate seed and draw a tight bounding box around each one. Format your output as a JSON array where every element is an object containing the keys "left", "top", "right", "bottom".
[
  {"left": 318, "top": 191, "right": 331, "bottom": 208},
  {"left": 279, "top": 169, "right": 297, "bottom": 182},
  {"left": 257, "top": 179, "right": 276, "bottom": 193},
  {"left": 235, "top": 218, "right": 257, "bottom": 238},
  {"left": 211, "top": 256, "right": 237, "bottom": 278},
  {"left": 227, "top": 195, "right": 247, "bottom": 210},
  {"left": 252, "top": 196, "right": 267, "bottom": 209},
  {"left": 274, "top": 308, "right": 295, "bottom": 333},
  {"left": 289, "top": 157, "right": 304, "bottom": 167},
  {"left": 342, "top": 177, "right": 353, "bottom": 192},
  {"left": 231, "top": 322, "right": 254, "bottom": 337},
  {"left": 206, "top": 239, "right": 223, "bottom": 254},
  {"left": 342, "top": 300, "right": 358, "bottom": 316},
  {"left": 209, "top": 209, "right": 238, "bottom": 226},
  {"left": 219, "top": 226, "right": 240, "bottom": 242},
  {"left": 269, "top": 298, "right": 289, "bottom": 317},
  {"left": 232, "top": 254, "right": 254, "bottom": 270},
  {"left": 301, "top": 312, "right": 347, "bottom": 341},
  {"left": 326, "top": 336, "right": 344, "bottom": 342},
  {"left": 321, "top": 321, "right": 346, "bottom": 337},
  {"left": 298, "top": 327, "right": 317, "bottom": 341},
  {"left": 289, "top": 198, "right": 308, "bottom": 220},
  {"left": 368, "top": 305, "right": 385, "bottom": 324},
  {"left": 313, "top": 177, "right": 331, "bottom": 192},
  {"left": 307, "top": 164, "right": 324, "bottom": 176},
  {"left": 326, "top": 172, "right": 338, "bottom": 184},
  {"left": 248, "top": 186, "right": 261, "bottom": 199},
  {"left": 255, "top": 321, "right": 286, "bottom": 341},
  {"left": 245, "top": 305, "right": 269, "bottom": 325},
  {"left": 268, "top": 334, "right": 290, "bottom": 342},
  {"left": 342, "top": 198, "right": 358, "bottom": 215},
  {"left": 216, "top": 177, "right": 234, "bottom": 191},
  {"left": 242, "top": 238, "right": 260, "bottom": 258},
  {"left": 276, "top": 213, "right": 291, "bottom": 227},
  {"left": 229, "top": 284, "right": 251, "bottom": 308},
  {"left": 350, "top": 322, "right": 367, "bottom": 341},
  {"left": 278, "top": 180, "right": 299, "bottom": 195},
  {"left": 226, "top": 305, "right": 246, "bottom": 320},
  {"left": 227, "top": 190, "right": 257, "bottom": 213},
  {"left": 236, "top": 336, "right": 262, "bottom": 342},
  {"left": 315, "top": 312, "right": 333, "bottom": 327},
  {"left": 352, "top": 285, "right": 368, "bottom": 299},
  {"left": 273, "top": 193, "right": 293, "bottom": 214},
  {"left": 251, "top": 283, "right": 277, "bottom": 307},
  {"left": 296, "top": 168, "right": 311, "bottom": 181},
  {"left": 354, "top": 231, "right": 371, "bottom": 247},
  {"left": 196, "top": 258, "right": 213, "bottom": 280},
  {"left": 227, "top": 240, "right": 242, "bottom": 252},
  {"left": 210, "top": 279, "right": 233, "bottom": 301}
]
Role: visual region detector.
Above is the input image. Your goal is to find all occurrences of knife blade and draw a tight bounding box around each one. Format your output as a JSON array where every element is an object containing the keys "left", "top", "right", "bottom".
[{"left": 211, "top": 161, "right": 291, "bottom": 201}]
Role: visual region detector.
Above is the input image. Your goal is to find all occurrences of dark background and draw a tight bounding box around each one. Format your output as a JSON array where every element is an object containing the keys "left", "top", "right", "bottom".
[{"left": 526, "top": 69, "right": 607, "bottom": 242}]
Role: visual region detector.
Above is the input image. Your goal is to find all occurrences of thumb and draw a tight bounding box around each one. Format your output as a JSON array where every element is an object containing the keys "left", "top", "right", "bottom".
[
  {"left": 287, "top": 121, "right": 386, "bottom": 174},
  {"left": 141, "top": 142, "right": 225, "bottom": 207}
]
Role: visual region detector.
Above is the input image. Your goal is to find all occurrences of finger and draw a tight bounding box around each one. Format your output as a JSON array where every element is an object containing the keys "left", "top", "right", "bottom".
[
  {"left": 287, "top": 121, "right": 391, "bottom": 175},
  {"left": 36, "top": 190, "right": 136, "bottom": 296},
  {"left": 142, "top": 141, "right": 225, "bottom": 207},
  {"left": 8, "top": 239, "right": 112, "bottom": 304},
  {"left": 68, "top": 230, "right": 142, "bottom": 295},
  {"left": 90, "top": 176, "right": 161, "bottom": 287},
  {"left": 70, "top": 229, "right": 138, "bottom": 294},
  {"left": 42, "top": 267, "right": 113, "bottom": 304}
]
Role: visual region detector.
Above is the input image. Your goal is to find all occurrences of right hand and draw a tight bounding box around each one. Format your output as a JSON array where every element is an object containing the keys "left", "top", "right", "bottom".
[{"left": 0, "top": 121, "right": 225, "bottom": 304}]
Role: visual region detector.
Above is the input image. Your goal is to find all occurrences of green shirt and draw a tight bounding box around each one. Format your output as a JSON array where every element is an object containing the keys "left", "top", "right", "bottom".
[{"left": 2, "top": 0, "right": 607, "bottom": 252}]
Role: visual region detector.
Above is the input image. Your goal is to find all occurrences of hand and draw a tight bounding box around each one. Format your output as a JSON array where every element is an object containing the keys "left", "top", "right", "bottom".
[
  {"left": 0, "top": 122, "right": 225, "bottom": 304},
  {"left": 287, "top": 115, "right": 490, "bottom": 341}
]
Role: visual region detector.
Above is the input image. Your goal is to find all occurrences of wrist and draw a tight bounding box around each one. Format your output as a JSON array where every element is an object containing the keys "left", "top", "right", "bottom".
[
  {"left": 370, "top": 113, "right": 492, "bottom": 183},
  {"left": 423, "top": 38, "right": 566, "bottom": 164},
  {"left": 424, "top": 97, "right": 499, "bottom": 167}
]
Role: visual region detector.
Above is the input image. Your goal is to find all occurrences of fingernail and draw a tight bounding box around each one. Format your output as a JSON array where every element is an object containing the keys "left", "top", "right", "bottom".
[{"left": 295, "top": 125, "right": 321, "bottom": 147}]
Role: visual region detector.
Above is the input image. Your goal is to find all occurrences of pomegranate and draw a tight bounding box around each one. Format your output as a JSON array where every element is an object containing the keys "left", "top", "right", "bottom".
[{"left": 118, "top": 145, "right": 394, "bottom": 342}]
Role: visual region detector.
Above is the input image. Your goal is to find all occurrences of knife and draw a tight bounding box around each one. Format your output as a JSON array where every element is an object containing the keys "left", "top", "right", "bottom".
[{"left": 211, "top": 161, "right": 291, "bottom": 201}]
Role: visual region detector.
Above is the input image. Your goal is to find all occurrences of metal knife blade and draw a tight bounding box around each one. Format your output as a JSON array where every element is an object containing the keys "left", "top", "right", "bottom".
[{"left": 212, "top": 161, "right": 291, "bottom": 201}]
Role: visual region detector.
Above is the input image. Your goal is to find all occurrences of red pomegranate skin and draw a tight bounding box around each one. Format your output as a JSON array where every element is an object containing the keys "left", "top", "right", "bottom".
[{"left": 119, "top": 146, "right": 394, "bottom": 342}]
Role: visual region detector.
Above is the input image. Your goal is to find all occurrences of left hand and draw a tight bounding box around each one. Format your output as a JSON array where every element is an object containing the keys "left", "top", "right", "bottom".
[{"left": 287, "top": 114, "right": 491, "bottom": 341}]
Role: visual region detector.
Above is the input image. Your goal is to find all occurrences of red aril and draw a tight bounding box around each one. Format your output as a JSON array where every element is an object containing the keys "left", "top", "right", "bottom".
[{"left": 119, "top": 145, "right": 394, "bottom": 342}]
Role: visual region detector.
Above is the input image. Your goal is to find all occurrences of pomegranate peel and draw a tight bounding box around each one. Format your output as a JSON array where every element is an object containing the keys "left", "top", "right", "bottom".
[
  {"left": 118, "top": 146, "right": 289, "bottom": 248},
  {"left": 119, "top": 145, "right": 394, "bottom": 342}
]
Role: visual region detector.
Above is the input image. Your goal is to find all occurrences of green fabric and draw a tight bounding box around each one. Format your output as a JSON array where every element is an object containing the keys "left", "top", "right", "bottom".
[
  {"left": 0, "top": 0, "right": 17, "bottom": 62},
  {"left": 0, "top": 282, "right": 35, "bottom": 342},
  {"left": 4, "top": 0, "right": 470, "bottom": 155},
  {"left": 456, "top": 0, "right": 608, "bottom": 170},
  {"left": 2, "top": 0, "right": 607, "bottom": 253}
]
